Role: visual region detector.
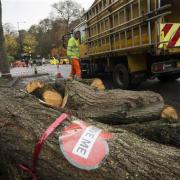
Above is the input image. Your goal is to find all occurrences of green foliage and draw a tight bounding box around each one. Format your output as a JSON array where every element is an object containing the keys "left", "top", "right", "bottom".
[
  {"left": 3, "top": 0, "right": 83, "bottom": 59},
  {"left": 5, "top": 34, "right": 18, "bottom": 57},
  {"left": 7, "top": 56, "right": 14, "bottom": 63},
  {"left": 22, "top": 32, "right": 38, "bottom": 54},
  {"left": 28, "top": 17, "right": 81, "bottom": 58}
]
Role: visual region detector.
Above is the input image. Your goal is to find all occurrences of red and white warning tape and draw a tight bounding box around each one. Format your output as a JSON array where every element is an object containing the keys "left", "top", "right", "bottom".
[{"left": 19, "top": 113, "right": 69, "bottom": 180}]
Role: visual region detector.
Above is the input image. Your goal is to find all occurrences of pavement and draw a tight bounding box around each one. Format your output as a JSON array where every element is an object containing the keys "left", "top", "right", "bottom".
[
  {"left": 8, "top": 64, "right": 71, "bottom": 78},
  {"left": 10, "top": 64, "right": 71, "bottom": 89}
]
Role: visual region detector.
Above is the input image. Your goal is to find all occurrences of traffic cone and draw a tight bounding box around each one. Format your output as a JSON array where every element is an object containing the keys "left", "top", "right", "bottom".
[{"left": 56, "top": 64, "right": 63, "bottom": 78}]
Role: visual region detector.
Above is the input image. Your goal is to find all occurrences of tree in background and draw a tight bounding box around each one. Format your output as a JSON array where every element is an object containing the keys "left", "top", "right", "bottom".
[
  {"left": 29, "top": 21, "right": 54, "bottom": 58},
  {"left": 52, "top": 0, "right": 84, "bottom": 33},
  {"left": 0, "top": 0, "right": 10, "bottom": 76},
  {"left": 5, "top": 36, "right": 18, "bottom": 58},
  {"left": 22, "top": 32, "right": 38, "bottom": 55},
  {"left": 3, "top": 23, "right": 17, "bottom": 36},
  {"left": 38, "top": 18, "right": 52, "bottom": 33},
  {"left": 2, "top": 23, "right": 18, "bottom": 64},
  {"left": 2, "top": 0, "right": 84, "bottom": 59},
  {"left": 28, "top": 17, "right": 81, "bottom": 58}
]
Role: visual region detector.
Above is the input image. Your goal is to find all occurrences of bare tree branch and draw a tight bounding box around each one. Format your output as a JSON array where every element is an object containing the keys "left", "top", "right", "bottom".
[{"left": 52, "top": 0, "right": 83, "bottom": 33}]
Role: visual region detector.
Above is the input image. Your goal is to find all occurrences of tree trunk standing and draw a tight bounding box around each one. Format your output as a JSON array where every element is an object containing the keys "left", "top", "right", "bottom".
[
  {"left": 55, "top": 80, "right": 164, "bottom": 124},
  {"left": 0, "top": 87, "right": 180, "bottom": 180},
  {"left": 0, "top": 0, "right": 10, "bottom": 75}
]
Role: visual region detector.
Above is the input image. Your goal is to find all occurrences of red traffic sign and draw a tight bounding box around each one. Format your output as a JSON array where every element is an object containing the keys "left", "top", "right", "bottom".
[{"left": 59, "top": 120, "right": 112, "bottom": 170}]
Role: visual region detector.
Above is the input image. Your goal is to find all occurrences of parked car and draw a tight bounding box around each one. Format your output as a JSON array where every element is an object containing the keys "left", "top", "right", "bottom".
[
  {"left": 50, "top": 57, "right": 59, "bottom": 65},
  {"left": 12, "top": 60, "right": 26, "bottom": 68},
  {"left": 60, "top": 58, "right": 69, "bottom": 65}
]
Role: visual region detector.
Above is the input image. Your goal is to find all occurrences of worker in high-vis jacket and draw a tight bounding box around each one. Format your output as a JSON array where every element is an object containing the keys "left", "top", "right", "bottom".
[{"left": 67, "top": 31, "right": 81, "bottom": 79}]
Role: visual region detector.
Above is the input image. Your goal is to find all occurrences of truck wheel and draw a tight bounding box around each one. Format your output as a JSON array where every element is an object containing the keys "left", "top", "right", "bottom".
[
  {"left": 113, "top": 64, "right": 130, "bottom": 89},
  {"left": 158, "top": 74, "right": 180, "bottom": 82}
]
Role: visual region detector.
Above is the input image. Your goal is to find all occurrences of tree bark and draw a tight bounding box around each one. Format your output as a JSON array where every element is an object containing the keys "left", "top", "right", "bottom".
[
  {"left": 119, "top": 120, "right": 180, "bottom": 148},
  {"left": 0, "top": 87, "right": 180, "bottom": 180},
  {"left": 55, "top": 80, "right": 165, "bottom": 124},
  {"left": 0, "top": 0, "right": 10, "bottom": 75}
]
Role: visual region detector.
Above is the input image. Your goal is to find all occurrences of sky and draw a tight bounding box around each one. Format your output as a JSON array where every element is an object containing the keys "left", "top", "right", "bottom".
[{"left": 2, "top": 0, "right": 94, "bottom": 30}]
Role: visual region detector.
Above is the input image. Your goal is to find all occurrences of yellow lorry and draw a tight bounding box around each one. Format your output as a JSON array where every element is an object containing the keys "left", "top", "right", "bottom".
[{"left": 72, "top": 0, "right": 180, "bottom": 89}]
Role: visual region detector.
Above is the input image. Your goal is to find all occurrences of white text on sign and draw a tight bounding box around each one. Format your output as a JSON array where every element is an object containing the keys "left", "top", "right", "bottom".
[{"left": 72, "top": 126, "right": 102, "bottom": 159}]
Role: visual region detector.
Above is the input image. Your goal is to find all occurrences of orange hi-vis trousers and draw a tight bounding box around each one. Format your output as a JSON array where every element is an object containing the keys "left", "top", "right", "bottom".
[{"left": 70, "top": 58, "right": 81, "bottom": 78}]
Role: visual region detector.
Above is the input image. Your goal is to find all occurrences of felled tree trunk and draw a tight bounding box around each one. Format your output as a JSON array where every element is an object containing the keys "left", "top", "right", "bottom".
[
  {"left": 56, "top": 80, "right": 165, "bottom": 124},
  {"left": 119, "top": 120, "right": 180, "bottom": 148},
  {"left": 25, "top": 80, "right": 179, "bottom": 148},
  {"left": 0, "top": 87, "right": 180, "bottom": 180}
]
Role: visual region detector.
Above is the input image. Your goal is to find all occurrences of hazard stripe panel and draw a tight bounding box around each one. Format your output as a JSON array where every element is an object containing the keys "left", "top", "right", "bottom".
[
  {"left": 162, "top": 24, "right": 173, "bottom": 37},
  {"left": 167, "top": 26, "right": 180, "bottom": 48},
  {"left": 159, "top": 23, "right": 180, "bottom": 49}
]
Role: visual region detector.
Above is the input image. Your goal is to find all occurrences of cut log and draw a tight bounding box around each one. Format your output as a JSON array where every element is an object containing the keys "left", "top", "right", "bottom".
[
  {"left": 26, "top": 80, "right": 179, "bottom": 124},
  {"left": 26, "top": 80, "right": 45, "bottom": 93},
  {"left": 55, "top": 80, "right": 165, "bottom": 124},
  {"left": 42, "top": 90, "right": 63, "bottom": 108},
  {"left": 26, "top": 80, "right": 63, "bottom": 108},
  {"left": 90, "top": 78, "right": 106, "bottom": 90},
  {"left": 26, "top": 80, "right": 165, "bottom": 124},
  {"left": 0, "top": 87, "right": 180, "bottom": 180},
  {"left": 161, "top": 105, "right": 179, "bottom": 123}
]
